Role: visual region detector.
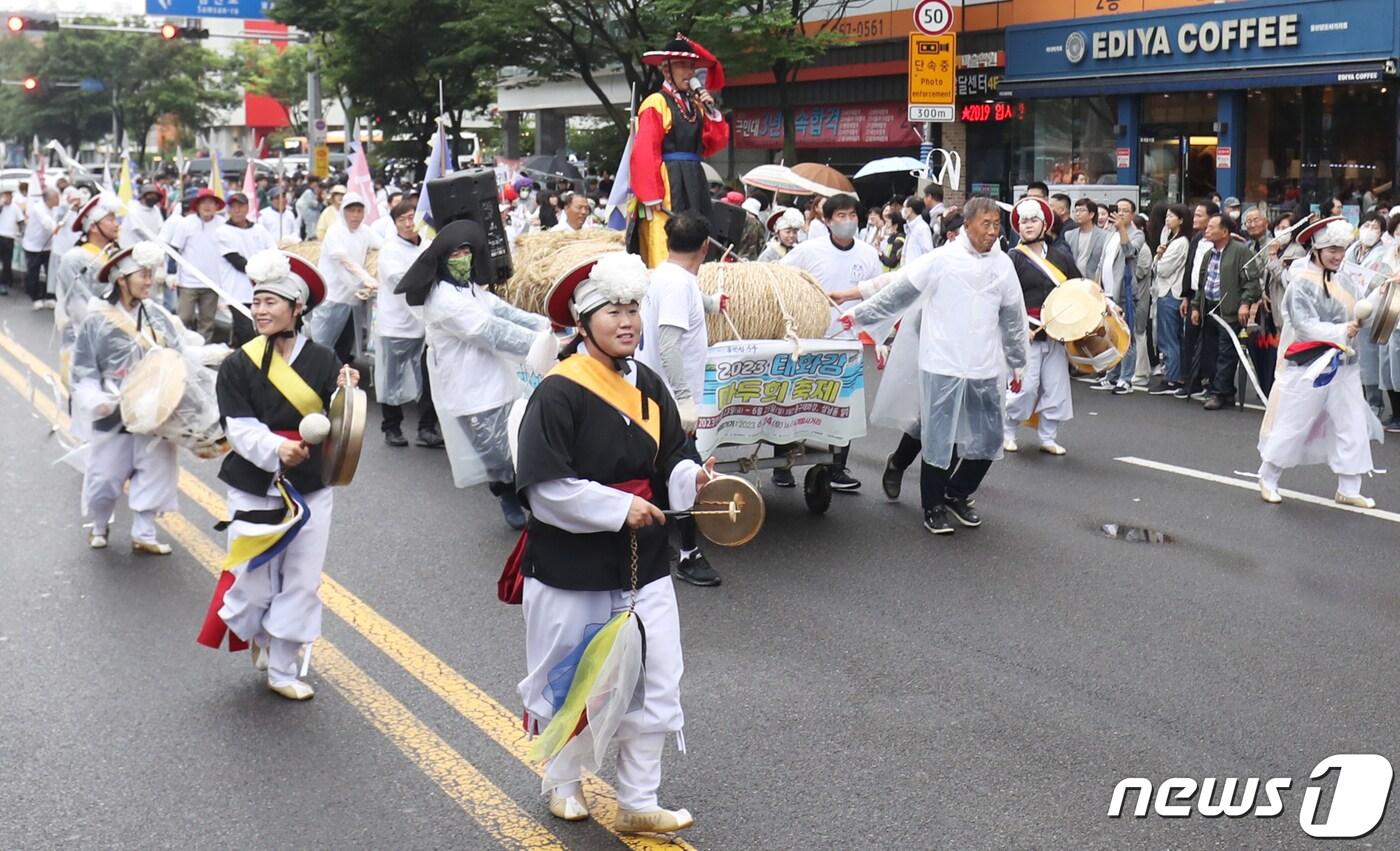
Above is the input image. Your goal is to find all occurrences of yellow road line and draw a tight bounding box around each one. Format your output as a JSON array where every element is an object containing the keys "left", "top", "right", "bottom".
[
  {"left": 0, "top": 354, "right": 568, "bottom": 851},
  {"left": 0, "top": 333, "right": 699, "bottom": 850},
  {"left": 160, "top": 514, "right": 568, "bottom": 851}
]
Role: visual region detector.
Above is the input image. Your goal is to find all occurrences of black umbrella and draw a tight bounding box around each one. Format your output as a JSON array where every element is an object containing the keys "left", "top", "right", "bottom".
[{"left": 522, "top": 154, "right": 583, "bottom": 184}]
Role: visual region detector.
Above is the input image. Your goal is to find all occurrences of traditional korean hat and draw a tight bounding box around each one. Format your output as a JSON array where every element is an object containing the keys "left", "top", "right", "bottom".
[
  {"left": 97, "top": 245, "right": 142, "bottom": 284},
  {"left": 1296, "top": 216, "right": 1353, "bottom": 250},
  {"left": 1010, "top": 197, "right": 1053, "bottom": 233},
  {"left": 546, "top": 251, "right": 649, "bottom": 327},
  {"left": 247, "top": 248, "right": 325, "bottom": 309},
  {"left": 642, "top": 34, "right": 707, "bottom": 67},
  {"left": 767, "top": 207, "right": 803, "bottom": 234},
  {"left": 73, "top": 192, "right": 122, "bottom": 233}
]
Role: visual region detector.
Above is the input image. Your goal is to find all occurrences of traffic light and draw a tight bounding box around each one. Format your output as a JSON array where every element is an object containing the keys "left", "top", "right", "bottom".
[
  {"left": 21, "top": 76, "right": 38, "bottom": 93},
  {"left": 158, "top": 22, "right": 209, "bottom": 40},
  {"left": 5, "top": 15, "right": 60, "bottom": 33}
]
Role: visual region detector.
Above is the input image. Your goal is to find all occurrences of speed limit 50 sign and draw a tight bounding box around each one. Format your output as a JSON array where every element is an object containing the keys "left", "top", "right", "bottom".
[{"left": 913, "top": 0, "right": 953, "bottom": 37}]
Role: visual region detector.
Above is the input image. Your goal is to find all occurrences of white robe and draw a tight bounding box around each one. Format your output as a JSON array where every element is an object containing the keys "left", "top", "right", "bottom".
[{"left": 1258, "top": 261, "right": 1383, "bottom": 473}]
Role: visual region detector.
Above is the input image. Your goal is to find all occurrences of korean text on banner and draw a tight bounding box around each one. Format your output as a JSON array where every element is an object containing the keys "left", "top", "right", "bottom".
[{"left": 695, "top": 339, "right": 867, "bottom": 457}]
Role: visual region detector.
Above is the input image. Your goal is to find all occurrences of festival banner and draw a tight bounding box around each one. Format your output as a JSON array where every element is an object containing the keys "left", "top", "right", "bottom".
[{"left": 696, "top": 339, "right": 866, "bottom": 456}]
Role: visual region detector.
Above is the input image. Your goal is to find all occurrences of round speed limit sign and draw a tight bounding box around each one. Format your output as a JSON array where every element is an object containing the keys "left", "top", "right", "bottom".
[{"left": 913, "top": 0, "right": 953, "bottom": 36}]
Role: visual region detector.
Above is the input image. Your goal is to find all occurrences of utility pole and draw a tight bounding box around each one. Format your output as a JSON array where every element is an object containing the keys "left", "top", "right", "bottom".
[{"left": 307, "top": 45, "right": 328, "bottom": 178}]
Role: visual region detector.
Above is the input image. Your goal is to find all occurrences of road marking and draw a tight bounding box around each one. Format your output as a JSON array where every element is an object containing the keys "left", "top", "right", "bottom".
[
  {"left": 0, "top": 330, "right": 696, "bottom": 850},
  {"left": 0, "top": 355, "right": 568, "bottom": 851},
  {"left": 1116, "top": 455, "right": 1400, "bottom": 523}
]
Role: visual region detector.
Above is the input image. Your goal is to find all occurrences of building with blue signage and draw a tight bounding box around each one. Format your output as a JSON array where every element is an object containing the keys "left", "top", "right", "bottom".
[{"left": 1000, "top": 0, "right": 1399, "bottom": 212}]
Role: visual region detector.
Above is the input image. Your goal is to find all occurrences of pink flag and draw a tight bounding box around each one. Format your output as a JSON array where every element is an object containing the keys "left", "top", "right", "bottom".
[
  {"left": 347, "top": 140, "right": 379, "bottom": 225},
  {"left": 242, "top": 161, "right": 259, "bottom": 218}
]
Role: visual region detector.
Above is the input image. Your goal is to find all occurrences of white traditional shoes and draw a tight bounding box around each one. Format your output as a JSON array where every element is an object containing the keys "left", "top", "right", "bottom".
[
  {"left": 250, "top": 644, "right": 270, "bottom": 672},
  {"left": 131, "top": 539, "right": 173, "bottom": 555},
  {"left": 88, "top": 529, "right": 109, "bottom": 549},
  {"left": 1002, "top": 437, "right": 1018, "bottom": 453},
  {"left": 1039, "top": 441, "right": 1067, "bottom": 456},
  {"left": 269, "top": 679, "right": 315, "bottom": 701},
  {"left": 548, "top": 791, "right": 589, "bottom": 822},
  {"left": 1259, "top": 482, "right": 1283, "bottom": 504},
  {"left": 614, "top": 807, "right": 695, "bottom": 834},
  {"left": 1335, "top": 492, "right": 1376, "bottom": 509}
]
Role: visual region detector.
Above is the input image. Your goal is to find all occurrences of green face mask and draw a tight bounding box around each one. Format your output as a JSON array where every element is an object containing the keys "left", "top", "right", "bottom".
[{"left": 446, "top": 254, "right": 473, "bottom": 282}]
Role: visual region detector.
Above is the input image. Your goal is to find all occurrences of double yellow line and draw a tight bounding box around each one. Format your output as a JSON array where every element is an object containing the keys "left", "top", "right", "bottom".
[{"left": 0, "top": 331, "right": 696, "bottom": 851}]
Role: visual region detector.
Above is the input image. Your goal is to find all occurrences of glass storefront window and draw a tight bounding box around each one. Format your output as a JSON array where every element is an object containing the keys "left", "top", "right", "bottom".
[
  {"left": 1244, "top": 85, "right": 1395, "bottom": 212},
  {"left": 1009, "top": 97, "right": 1118, "bottom": 185}
]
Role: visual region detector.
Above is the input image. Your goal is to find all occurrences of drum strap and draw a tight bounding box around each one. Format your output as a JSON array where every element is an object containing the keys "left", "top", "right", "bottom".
[
  {"left": 240, "top": 336, "right": 323, "bottom": 417},
  {"left": 99, "top": 304, "right": 165, "bottom": 349}
]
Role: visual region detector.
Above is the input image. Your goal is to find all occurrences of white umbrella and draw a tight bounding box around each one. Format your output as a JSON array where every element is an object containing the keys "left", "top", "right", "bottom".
[
  {"left": 740, "top": 164, "right": 828, "bottom": 196},
  {"left": 702, "top": 162, "right": 722, "bottom": 185},
  {"left": 853, "top": 156, "right": 925, "bottom": 180}
]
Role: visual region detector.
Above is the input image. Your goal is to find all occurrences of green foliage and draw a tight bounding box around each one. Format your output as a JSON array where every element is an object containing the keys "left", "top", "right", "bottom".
[
  {"left": 0, "top": 21, "right": 236, "bottom": 163},
  {"left": 268, "top": 0, "right": 506, "bottom": 155}
]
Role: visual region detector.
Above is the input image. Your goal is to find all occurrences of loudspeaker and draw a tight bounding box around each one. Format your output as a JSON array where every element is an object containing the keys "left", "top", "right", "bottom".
[
  {"left": 708, "top": 201, "right": 747, "bottom": 250},
  {"left": 426, "top": 169, "right": 512, "bottom": 286}
]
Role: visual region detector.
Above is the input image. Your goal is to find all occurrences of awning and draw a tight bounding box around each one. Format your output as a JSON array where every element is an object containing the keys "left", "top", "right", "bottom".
[
  {"left": 244, "top": 93, "right": 291, "bottom": 129},
  {"left": 1000, "top": 59, "right": 1394, "bottom": 98}
]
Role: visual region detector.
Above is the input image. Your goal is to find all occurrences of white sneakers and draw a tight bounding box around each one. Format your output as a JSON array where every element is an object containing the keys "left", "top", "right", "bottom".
[
  {"left": 88, "top": 529, "right": 109, "bottom": 549},
  {"left": 1002, "top": 437, "right": 1018, "bottom": 453},
  {"left": 131, "top": 539, "right": 173, "bottom": 555}
]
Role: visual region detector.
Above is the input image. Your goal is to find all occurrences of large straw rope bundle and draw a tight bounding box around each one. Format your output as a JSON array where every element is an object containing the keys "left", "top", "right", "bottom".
[
  {"left": 501, "top": 229, "right": 626, "bottom": 316},
  {"left": 282, "top": 241, "right": 379, "bottom": 279},
  {"left": 697, "top": 262, "right": 831, "bottom": 343}
]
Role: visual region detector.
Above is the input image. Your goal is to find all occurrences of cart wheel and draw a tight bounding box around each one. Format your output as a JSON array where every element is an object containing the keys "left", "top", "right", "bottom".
[{"left": 804, "top": 465, "right": 832, "bottom": 514}]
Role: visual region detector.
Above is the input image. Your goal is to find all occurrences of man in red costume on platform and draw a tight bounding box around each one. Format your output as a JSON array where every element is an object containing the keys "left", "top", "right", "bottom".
[{"left": 630, "top": 33, "right": 730, "bottom": 268}]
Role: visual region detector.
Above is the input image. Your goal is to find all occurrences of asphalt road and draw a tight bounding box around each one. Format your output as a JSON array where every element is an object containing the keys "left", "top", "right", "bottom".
[{"left": 3, "top": 292, "right": 1399, "bottom": 850}]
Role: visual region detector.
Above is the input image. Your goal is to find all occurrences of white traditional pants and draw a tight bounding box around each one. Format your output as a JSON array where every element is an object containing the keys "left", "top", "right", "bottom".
[
  {"left": 1005, "top": 339, "right": 1073, "bottom": 442},
  {"left": 519, "top": 574, "right": 684, "bottom": 810},
  {"left": 1258, "top": 360, "right": 1377, "bottom": 496},
  {"left": 82, "top": 431, "right": 178, "bottom": 542},
  {"left": 219, "top": 486, "right": 334, "bottom": 685}
]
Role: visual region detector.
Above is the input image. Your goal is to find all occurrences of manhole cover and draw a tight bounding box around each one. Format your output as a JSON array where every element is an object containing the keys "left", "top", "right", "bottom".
[{"left": 1100, "top": 523, "right": 1174, "bottom": 544}]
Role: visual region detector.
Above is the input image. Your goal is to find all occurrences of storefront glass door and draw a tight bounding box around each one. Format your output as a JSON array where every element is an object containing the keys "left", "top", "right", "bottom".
[{"left": 1138, "top": 133, "right": 1218, "bottom": 209}]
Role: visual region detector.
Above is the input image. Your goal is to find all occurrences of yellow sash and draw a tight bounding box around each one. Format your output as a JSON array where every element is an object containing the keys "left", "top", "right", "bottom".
[
  {"left": 1015, "top": 243, "right": 1069, "bottom": 286},
  {"left": 241, "top": 336, "right": 323, "bottom": 417},
  {"left": 548, "top": 354, "right": 661, "bottom": 449}
]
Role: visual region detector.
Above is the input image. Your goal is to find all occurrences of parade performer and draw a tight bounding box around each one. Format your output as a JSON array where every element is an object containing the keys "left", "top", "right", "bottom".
[
  {"left": 757, "top": 207, "right": 802, "bottom": 263},
  {"left": 631, "top": 33, "right": 729, "bottom": 268},
  {"left": 841, "top": 197, "right": 1027, "bottom": 535},
  {"left": 55, "top": 194, "right": 123, "bottom": 395},
  {"left": 395, "top": 219, "right": 556, "bottom": 529},
  {"left": 309, "top": 192, "right": 380, "bottom": 365},
  {"left": 374, "top": 199, "right": 441, "bottom": 449},
  {"left": 70, "top": 242, "right": 196, "bottom": 552},
  {"left": 1257, "top": 217, "right": 1385, "bottom": 507},
  {"left": 1002, "top": 197, "right": 1082, "bottom": 455},
  {"left": 1344, "top": 212, "right": 1389, "bottom": 413},
  {"left": 217, "top": 192, "right": 276, "bottom": 347},
  {"left": 199, "top": 249, "right": 355, "bottom": 700},
  {"left": 513, "top": 250, "right": 709, "bottom": 833},
  {"left": 636, "top": 212, "right": 726, "bottom": 587}
]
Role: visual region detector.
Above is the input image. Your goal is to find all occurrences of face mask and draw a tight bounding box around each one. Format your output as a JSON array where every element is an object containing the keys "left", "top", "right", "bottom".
[
  {"left": 830, "top": 219, "right": 859, "bottom": 240},
  {"left": 446, "top": 255, "right": 474, "bottom": 282},
  {"left": 1360, "top": 226, "right": 1381, "bottom": 247},
  {"left": 1228, "top": 209, "right": 1240, "bottom": 220}
]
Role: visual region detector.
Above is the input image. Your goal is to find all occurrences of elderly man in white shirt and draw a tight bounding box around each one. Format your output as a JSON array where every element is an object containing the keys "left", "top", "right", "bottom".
[
  {"left": 256, "top": 187, "right": 301, "bottom": 244},
  {"left": 21, "top": 187, "right": 59, "bottom": 308},
  {"left": 168, "top": 188, "right": 228, "bottom": 342}
]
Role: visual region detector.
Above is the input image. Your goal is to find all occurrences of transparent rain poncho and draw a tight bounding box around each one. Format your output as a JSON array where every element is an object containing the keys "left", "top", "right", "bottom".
[
  {"left": 851, "top": 236, "right": 1027, "bottom": 468},
  {"left": 372, "top": 335, "right": 425, "bottom": 406}
]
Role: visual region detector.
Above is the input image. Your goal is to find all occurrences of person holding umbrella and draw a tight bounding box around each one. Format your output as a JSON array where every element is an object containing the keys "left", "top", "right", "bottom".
[{"left": 630, "top": 33, "right": 730, "bottom": 268}]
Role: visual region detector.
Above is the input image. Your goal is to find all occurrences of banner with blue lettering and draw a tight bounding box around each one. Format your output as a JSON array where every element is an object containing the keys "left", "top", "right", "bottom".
[{"left": 696, "top": 339, "right": 866, "bottom": 456}]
